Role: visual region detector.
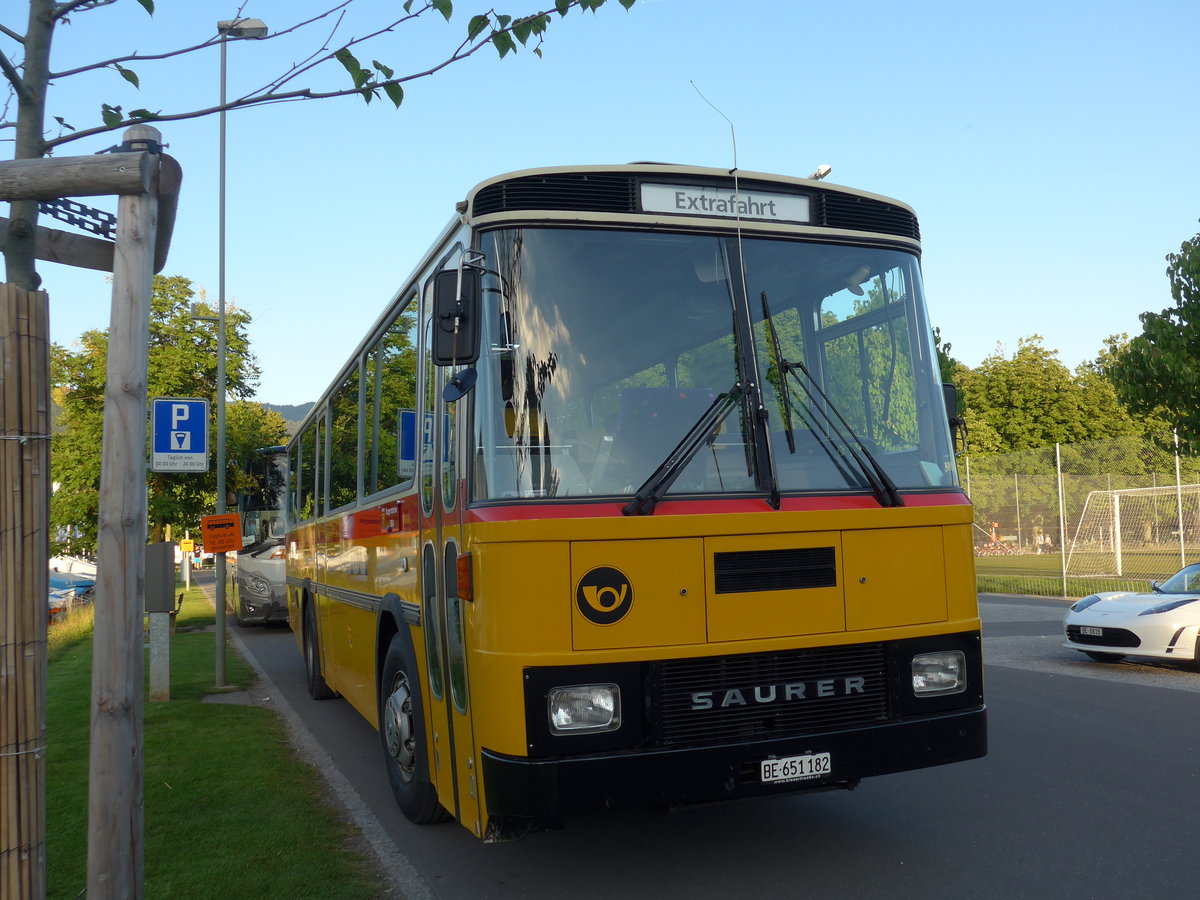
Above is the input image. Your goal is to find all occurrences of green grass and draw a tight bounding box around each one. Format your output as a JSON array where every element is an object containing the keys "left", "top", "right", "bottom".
[
  {"left": 974, "top": 548, "right": 1183, "bottom": 597},
  {"left": 46, "top": 587, "right": 384, "bottom": 899}
]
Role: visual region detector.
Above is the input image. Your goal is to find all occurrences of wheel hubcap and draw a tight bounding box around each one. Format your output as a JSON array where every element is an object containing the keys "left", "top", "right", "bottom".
[{"left": 383, "top": 673, "right": 416, "bottom": 781}]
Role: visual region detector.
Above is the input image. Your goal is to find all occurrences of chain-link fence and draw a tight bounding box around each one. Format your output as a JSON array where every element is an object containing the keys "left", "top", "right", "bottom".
[{"left": 960, "top": 432, "right": 1200, "bottom": 597}]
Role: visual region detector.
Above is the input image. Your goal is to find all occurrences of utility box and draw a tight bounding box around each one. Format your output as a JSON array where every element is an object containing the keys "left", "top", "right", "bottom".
[{"left": 145, "top": 541, "right": 177, "bottom": 613}]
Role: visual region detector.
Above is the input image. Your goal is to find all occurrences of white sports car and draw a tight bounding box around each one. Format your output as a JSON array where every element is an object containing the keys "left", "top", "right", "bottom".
[{"left": 1064, "top": 564, "right": 1200, "bottom": 666}]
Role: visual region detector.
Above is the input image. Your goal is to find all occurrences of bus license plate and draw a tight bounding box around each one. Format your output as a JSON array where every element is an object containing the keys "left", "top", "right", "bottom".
[
  {"left": 1080, "top": 626, "right": 1104, "bottom": 636},
  {"left": 761, "top": 752, "right": 832, "bottom": 784}
]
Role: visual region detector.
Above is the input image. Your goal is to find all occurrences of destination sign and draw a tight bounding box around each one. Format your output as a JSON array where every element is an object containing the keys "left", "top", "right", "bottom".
[{"left": 641, "top": 183, "right": 811, "bottom": 224}]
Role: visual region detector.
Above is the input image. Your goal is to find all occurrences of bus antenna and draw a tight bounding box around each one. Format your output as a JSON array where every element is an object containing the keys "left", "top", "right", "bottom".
[{"left": 690, "top": 80, "right": 738, "bottom": 174}]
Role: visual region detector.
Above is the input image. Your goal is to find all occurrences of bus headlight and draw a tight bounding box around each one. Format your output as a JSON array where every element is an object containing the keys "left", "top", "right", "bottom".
[
  {"left": 547, "top": 684, "right": 621, "bottom": 735},
  {"left": 246, "top": 575, "right": 271, "bottom": 597},
  {"left": 911, "top": 651, "right": 966, "bottom": 696}
]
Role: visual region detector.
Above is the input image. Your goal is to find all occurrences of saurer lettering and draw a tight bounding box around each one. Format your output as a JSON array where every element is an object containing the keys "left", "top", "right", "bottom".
[{"left": 690, "top": 676, "right": 867, "bottom": 710}]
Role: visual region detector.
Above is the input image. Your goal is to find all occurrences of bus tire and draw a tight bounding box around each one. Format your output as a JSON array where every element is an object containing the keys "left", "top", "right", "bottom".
[
  {"left": 380, "top": 635, "right": 449, "bottom": 824},
  {"left": 304, "top": 601, "right": 336, "bottom": 700}
]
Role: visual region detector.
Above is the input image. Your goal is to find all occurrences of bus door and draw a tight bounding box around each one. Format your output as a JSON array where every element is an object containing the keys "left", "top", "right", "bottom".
[{"left": 418, "top": 275, "right": 482, "bottom": 835}]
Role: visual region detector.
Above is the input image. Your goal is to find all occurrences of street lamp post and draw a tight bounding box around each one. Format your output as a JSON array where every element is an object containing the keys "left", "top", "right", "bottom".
[{"left": 215, "top": 18, "right": 267, "bottom": 686}]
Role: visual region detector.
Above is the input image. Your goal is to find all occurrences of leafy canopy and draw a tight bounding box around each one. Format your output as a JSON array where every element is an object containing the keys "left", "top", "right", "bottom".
[
  {"left": 50, "top": 274, "right": 288, "bottom": 552},
  {"left": 956, "top": 335, "right": 1139, "bottom": 455},
  {"left": 1103, "top": 227, "right": 1200, "bottom": 444}
]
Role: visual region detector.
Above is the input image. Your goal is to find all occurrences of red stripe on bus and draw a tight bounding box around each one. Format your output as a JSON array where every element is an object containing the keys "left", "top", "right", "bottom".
[{"left": 466, "top": 491, "right": 969, "bottom": 523}]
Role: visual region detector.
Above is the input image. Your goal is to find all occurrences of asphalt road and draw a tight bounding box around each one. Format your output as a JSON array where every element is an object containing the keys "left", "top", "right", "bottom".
[{"left": 216, "top": 586, "right": 1200, "bottom": 899}]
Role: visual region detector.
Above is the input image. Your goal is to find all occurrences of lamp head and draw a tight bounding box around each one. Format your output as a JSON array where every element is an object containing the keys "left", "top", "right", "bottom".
[{"left": 217, "top": 18, "right": 268, "bottom": 38}]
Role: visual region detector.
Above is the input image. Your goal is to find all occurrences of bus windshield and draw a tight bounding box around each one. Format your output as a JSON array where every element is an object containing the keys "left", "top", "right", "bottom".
[
  {"left": 472, "top": 226, "right": 957, "bottom": 503},
  {"left": 238, "top": 447, "right": 288, "bottom": 545}
]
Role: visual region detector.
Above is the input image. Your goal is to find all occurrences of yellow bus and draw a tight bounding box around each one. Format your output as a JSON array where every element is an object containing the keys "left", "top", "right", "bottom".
[{"left": 286, "top": 164, "right": 985, "bottom": 841}]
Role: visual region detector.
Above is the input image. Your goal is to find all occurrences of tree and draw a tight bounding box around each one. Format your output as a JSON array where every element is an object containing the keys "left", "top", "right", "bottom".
[
  {"left": 957, "top": 335, "right": 1139, "bottom": 455},
  {"left": 224, "top": 400, "right": 290, "bottom": 497},
  {"left": 1103, "top": 228, "right": 1200, "bottom": 444},
  {"left": 933, "top": 326, "right": 963, "bottom": 385},
  {"left": 50, "top": 273, "right": 285, "bottom": 552},
  {"left": 2, "top": 0, "right": 637, "bottom": 289}
]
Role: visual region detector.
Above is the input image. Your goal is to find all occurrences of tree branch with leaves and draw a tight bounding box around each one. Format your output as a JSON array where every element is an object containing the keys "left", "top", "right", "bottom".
[
  {"left": 1102, "top": 227, "right": 1200, "bottom": 444},
  {"left": 1, "top": 0, "right": 636, "bottom": 288}
]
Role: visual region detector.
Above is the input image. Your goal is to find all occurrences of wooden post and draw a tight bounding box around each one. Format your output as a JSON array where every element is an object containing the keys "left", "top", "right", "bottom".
[
  {"left": 1, "top": 124, "right": 180, "bottom": 899},
  {"left": 85, "top": 125, "right": 161, "bottom": 900},
  {"left": 0, "top": 284, "right": 50, "bottom": 900}
]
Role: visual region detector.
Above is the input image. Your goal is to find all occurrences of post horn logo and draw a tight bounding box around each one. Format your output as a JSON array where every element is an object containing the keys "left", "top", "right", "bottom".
[{"left": 575, "top": 566, "right": 633, "bottom": 625}]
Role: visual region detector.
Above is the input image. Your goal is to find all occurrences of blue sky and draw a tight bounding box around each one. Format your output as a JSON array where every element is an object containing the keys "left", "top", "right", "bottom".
[{"left": 8, "top": 0, "right": 1199, "bottom": 405}]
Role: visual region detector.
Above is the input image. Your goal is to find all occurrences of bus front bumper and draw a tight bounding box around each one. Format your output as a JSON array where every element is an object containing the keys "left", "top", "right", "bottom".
[{"left": 481, "top": 705, "right": 985, "bottom": 839}]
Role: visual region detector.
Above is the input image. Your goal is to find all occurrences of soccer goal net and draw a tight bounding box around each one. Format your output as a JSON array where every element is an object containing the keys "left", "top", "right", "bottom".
[{"left": 1066, "top": 484, "right": 1200, "bottom": 579}]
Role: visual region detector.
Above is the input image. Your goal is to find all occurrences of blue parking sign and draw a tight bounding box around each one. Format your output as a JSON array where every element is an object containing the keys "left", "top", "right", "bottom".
[{"left": 152, "top": 398, "right": 209, "bottom": 472}]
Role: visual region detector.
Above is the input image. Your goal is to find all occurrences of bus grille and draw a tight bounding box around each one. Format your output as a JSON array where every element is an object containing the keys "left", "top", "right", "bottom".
[
  {"left": 471, "top": 173, "right": 920, "bottom": 239},
  {"left": 649, "top": 644, "right": 888, "bottom": 747},
  {"left": 472, "top": 173, "right": 637, "bottom": 215},
  {"left": 713, "top": 547, "right": 837, "bottom": 593},
  {"left": 818, "top": 192, "right": 921, "bottom": 240}
]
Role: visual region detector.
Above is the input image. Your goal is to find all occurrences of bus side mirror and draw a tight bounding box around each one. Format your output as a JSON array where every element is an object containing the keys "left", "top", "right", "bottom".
[
  {"left": 942, "top": 382, "right": 966, "bottom": 453},
  {"left": 432, "top": 267, "right": 481, "bottom": 366},
  {"left": 942, "top": 382, "right": 959, "bottom": 420}
]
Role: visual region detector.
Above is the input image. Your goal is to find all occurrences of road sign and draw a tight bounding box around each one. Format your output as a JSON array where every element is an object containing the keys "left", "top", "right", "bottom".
[
  {"left": 152, "top": 397, "right": 209, "bottom": 472},
  {"left": 201, "top": 513, "right": 242, "bottom": 553}
]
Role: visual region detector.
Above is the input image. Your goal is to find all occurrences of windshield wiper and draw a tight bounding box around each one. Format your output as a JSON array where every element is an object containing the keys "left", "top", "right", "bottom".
[
  {"left": 760, "top": 291, "right": 903, "bottom": 508},
  {"left": 623, "top": 382, "right": 749, "bottom": 516}
]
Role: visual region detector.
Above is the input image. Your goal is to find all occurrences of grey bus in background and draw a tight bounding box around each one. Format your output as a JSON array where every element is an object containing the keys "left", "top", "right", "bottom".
[{"left": 227, "top": 446, "right": 289, "bottom": 626}]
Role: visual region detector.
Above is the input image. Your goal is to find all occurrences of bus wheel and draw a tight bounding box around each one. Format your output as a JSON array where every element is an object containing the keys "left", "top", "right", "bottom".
[
  {"left": 1084, "top": 651, "right": 1125, "bottom": 663},
  {"left": 304, "top": 602, "right": 336, "bottom": 700},
  {"left": 380, "top": 636, "right": 448, "bottom": 824}
]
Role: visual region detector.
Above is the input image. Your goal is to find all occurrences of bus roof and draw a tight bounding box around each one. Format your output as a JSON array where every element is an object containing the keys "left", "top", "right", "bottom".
[{"left": 460, "top": 163, "right": 919, "bottom": 244}]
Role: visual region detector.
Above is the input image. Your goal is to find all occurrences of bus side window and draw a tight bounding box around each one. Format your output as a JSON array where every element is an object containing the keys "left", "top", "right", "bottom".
[
  {"left": 299, "top": 425, "right": 316, "bottom": 521},
  {"left": 316, "top": 416, "right": 327, "bottom": 517},
  {"left": 366, "top": 295, "right": 419, "bottom": 497},
  {"left": 287, "top": 443, "right": 299, "bottom": 524},
  {"left": 328, "top": 364, "right": 361, "bottom": 510}
]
